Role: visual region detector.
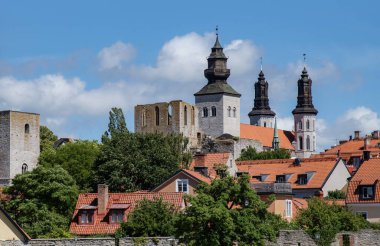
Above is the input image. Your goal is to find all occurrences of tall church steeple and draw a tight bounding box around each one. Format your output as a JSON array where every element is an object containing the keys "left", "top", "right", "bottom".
[
  {"left": 194, "top": 29, "right": 241, "bottom": 138},
  {"left": 272, "top": 117, "right": 280, "bottom": 149},
  {"left": 293, "top": 66, "right": 318, "bottom": 158},
  {"left": 248, "top": 69, "right": 276, "bottom": 127}
]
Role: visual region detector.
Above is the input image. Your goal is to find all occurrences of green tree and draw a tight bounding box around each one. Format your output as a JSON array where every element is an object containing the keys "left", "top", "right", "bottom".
[
  {"left": 40, "top": 125, "right": 58, "bottom": 153},
  {"left": 102, "top": 107, "right": 128, "bottom": 142},
  {"left": 296, "top": 197, "right": 369, "bottom": 246},
  {"left": 237, "top": 146, "right": 290, "bottom": 161},
  {"left": 39, "top": 140, "right": 100, "bottom": 191},
  {"left": 2, "top": 166, "right": 79, "bottom": 238},
  {"left": 327, "top": 189, "right": 346, "bottom": 199},
  {"left": 175, "top": 175, "right": 286, "bottom": 246},
  {"left": 117, "top": 197, "right": 178, "bottom": 237}
]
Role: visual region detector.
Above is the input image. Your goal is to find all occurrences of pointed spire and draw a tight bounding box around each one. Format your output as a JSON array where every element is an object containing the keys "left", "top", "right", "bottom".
[
  {"left": 213, "top": 25, "right": 222, "bottom": 49},
  {"left": 272, "top": 117, "right": 280, "bottom": 149}
]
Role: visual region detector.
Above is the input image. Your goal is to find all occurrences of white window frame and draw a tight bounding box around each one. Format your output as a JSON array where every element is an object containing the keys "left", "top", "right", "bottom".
[
  {"left": 362, "top": 186, "right": 374, "bottom": 199},
  {"left": 176, "top": 179, "right": 189, "bottom": 194},
  {"left": 285, "top": 200, "right": 292, "bottom": 218}
]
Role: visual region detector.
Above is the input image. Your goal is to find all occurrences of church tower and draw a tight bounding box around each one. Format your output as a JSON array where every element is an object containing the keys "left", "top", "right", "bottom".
[
  {"left": 248, "top": 70, "right": 276, "bottom": 127},
  {"left": 194, "top": 32, "right": 241, "bottom": 138},
  {"left": 292, "top": 67, "right": 318, "bottom": 158}
]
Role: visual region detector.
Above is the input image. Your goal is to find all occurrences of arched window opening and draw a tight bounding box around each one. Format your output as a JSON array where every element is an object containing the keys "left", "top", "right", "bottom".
[
  {"left": 155, "top": 106, "right": 160, "bottom": 126},
  {"left": 211, "top": 106, "right": 216, "bottom": 117},
  {"left": 191, "top": 107, "right": 195, "bottom": 125},
  {"left": 299, "top": 136, "right": 303, "bottom": 150},
  {"left": 184, "top": 106, "right": 188, "bottom": 125},
  {"left": 227, "top": 106, "right": 231, "bottom": 117},
  {"left": 306, "top": 120, "right": 310, "bottom": 130},
  {"left": 25, "top": 124, "right": 30, "bottom": 134},
  {"left": 142, "top": 110, "right": 147, "bottom": 127},
  {"left": 167, "top": 104, "right": 173, "bottom": 125},
  {"left": 264, "top": 122, "right": 267, "bottom": 127},
  {"left": 203, "top": 107, "right": 208, "bottom": 117},
  {"left": 298, "top": 121, "right": 302, "bottom": 130},
  {"left": 233, "top": 107, "right": 236, "bottom": 118},
  {"left": 306, "top": 136, "right": 311, "bottom": 150},
  {"left": 22, "top": 163, "right": 28, "bottom": 174}
]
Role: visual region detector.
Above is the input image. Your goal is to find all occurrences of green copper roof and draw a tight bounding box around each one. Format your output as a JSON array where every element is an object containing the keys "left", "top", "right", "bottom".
[{"left": 194, "top": 82, "right": 241, "bottom": 97}]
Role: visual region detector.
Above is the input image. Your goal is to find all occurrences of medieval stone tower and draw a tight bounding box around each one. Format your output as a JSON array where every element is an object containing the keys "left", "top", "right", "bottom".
[
  {"left": 248, "top": 70, "right": 276, "bottom": 127},
  {"left": 0, "top": 111, "right": 40, "bottom": 185},
  {"left": 194, "top": 34, "right": 241, "bottom": 138},
  {"left": 292, "top": 67, "right": 318, "bottom": 158}
]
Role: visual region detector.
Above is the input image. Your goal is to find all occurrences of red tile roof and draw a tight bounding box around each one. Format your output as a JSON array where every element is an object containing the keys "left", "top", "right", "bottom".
[
  {"left": 69, "top": 192, "right": 184, "bottom": 235},
  {"left": 240, "top": 123, "right": 295, "bottom": 150},
  {"left": 346, "top": 158, "right": 380, "bottom": 204},
  {"left": 190, "top": 152, "right": 231, "bottom": 178},
  {"left": 237, "top": 157, "right": 341, "bottom": 189}
]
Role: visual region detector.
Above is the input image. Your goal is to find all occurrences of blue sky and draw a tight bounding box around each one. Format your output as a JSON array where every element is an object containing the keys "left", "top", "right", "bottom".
[{"left": 1, "top": 1, "right": 379, "bottom": 150}]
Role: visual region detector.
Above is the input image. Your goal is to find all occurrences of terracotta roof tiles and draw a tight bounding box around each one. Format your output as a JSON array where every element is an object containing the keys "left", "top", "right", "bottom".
[{"left": 190, "top": 152, "right": 231, "bottom": 178}]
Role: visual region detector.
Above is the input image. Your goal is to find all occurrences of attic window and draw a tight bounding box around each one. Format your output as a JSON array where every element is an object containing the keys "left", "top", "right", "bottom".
[
  {"left": 276, "top": 175, "right": 286, "bottom": 183},
  {"left": 361, "top": 186, "right": 374, "bottom": 199},
  {"left": 252, "top": 176, "right": 262, "bottom": 182},
  {"left": 79, "top": 210, "right": 94, "bottom": 224},
  {"left": 110, "top": 210, "right": 124, "bottom": 223},
  {"left": 176, "top": 179, "right": 188, "bottom": 193},
  {"left": 297, "top": 174, "right": 308, "bottom": 185}
]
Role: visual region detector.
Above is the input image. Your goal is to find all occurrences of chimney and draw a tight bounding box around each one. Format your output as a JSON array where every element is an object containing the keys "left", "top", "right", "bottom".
[
  {"left": 363, "top": 151, "right": 371, "bottom": 161},
  {"left": 349, "top": 135, "right": 352, "bottom": 141},
  {"left": 372, "top": 130, "right": 380, "bottom": 139},
  {"left": 337, "top": 150, "right": 340, "bottom": 157},
  {"left": 354, "top": 131, "right": 360, "bottom": 140},
  {"left": 364, "top": 135, "right": 371, "bottom": 150},
  {"left": 98, "top": 184, "right": 109, "bottom": 215}
]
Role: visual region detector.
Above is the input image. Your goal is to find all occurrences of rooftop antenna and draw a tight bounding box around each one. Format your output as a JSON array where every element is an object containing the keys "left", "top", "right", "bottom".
[{"left": 260, "top": 56, "right": 263, "bottom": 71}]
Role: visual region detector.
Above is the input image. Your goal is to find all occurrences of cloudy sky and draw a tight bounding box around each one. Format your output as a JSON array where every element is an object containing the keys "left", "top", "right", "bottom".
[{"left": 1, "top": 1, "right": 379, "bottom": 151}]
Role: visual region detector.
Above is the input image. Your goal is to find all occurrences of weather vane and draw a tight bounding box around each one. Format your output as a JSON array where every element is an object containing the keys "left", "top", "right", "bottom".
[
  {"left": 260, "top": 57, "right": 263, "bottom": 71},
  {"left": 303, "top": 53, "right": 306, "bottom": 65},
  {"left": 216, "top": 25, "right": 219, "bottom": 36}
]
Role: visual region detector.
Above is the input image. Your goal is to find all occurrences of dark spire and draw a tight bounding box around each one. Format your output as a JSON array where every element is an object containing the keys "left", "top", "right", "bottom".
[
  {"left": 248, "top": 70, "right": 276, "bottom": 117},
  {"left": 194, "top": 31, "right": 240, "bottom": 97},
  {"left": 292, "top": 67, "right": 318, "bottom": 115}
]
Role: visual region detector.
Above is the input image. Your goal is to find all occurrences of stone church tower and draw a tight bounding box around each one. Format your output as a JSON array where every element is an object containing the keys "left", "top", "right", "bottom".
[
  {"left": 292, "top": 67, "right": 318, "bottom": 158},
  {"left": 248, "top": 70, "right": 276, "bottom": 127},
  {"left": 194, "top": 34, "right": 241, "bottom": 138}
]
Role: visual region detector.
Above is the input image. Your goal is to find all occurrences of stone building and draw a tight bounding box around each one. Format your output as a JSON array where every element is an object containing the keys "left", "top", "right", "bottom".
[
  {"left": 0, "top": 111, "right": 40, "bottom": 185},
  {"left": 134, "top": 100, "right": 200, "bottom": 147}
]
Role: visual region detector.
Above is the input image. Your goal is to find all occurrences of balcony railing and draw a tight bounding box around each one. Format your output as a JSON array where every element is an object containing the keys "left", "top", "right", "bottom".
[{"left": 252, "top": 182, "right": 292, "bottom": 194}]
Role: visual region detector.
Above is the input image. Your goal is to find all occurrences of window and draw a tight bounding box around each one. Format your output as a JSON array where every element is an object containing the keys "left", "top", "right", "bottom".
[
  {"left": 176, "top": 179, "right": 188, "bottom": 193},
  {"left": 22, "top": 163, "right": 28, "bottom": 174},
  {"left": 298, "top": 121, "right": 302, "bottom": 130},
  {"left": 306, "top": 120, "right": 310, "bottom": 130},
  {"left": 352, "top": 157, "right": 361, "bottom": 168},
  {"left": 361, "top": 186, "right": 374, "bottom": 199},
  {"left": 184, "top": 106, "right": 188, "bottom": 125},
  {"left": 197, "top": 132, "right": 202, "bottom": 145},
  {"left": 211, "top": 106, "right": 216, "bottom": 117},
  {"left": 142, "top": 110, "right": 147, "bottom": 127},
  {"left": 276, "top": 175, "right": 286, "bottom": 183},
  {"left": 356, "top": 211, "right": 368, "bottom": 220},
  {"left": 233, "top": 107, "right": 236, "bottom": 118},
  {"left": 306, "top": 136, "right": 311, "bottom": 150},
  {"left": 25, "top": 124, "right": 30, "bottom": 134},
  {"left": 263, "top": 122, "right": 267, "bottom": 127},
  {"left": 191, "top": 107, "right": 195, "bottom": 125},
  {"left": 110, "top": 210, "right": 124, "bottom": 223},
  {"left": 252, "top": 176, "right": 262, "bottom": 182},
  {"left": 285, "top": 200, "right": 292, "bottom": 217},
  {"left": 299, "top": 136, "right": 303, "bottom": 150},
  {"left": 79, "top": 210, "right": 94, "bottom": 224},
  {"left": 167, "top": 105, "right": 173, "bottom": 125},
  {"left": 203, "top": 107, "right": 208, "bottom": 117},
  {"left": 297, "top": 174, "right": 308, "bottom": 185},
  {"left": 155, "top": 106, "right": 160, "bottom": 126},
  {"left": 227, "top": 106, "right": 231, "bottom": 117}
]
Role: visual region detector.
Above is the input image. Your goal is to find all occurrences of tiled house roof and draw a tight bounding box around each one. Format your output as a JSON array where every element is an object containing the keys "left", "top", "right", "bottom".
[
  {"left": 346, "top": 158, "right": 380, "bottom": 204},
  {"left": 69, "top": 191, "right": 184, "bottom": 235},
  {"left": 237, "top": 157, "right": 340, "bottom": 190},
  {"left": 240, "top": 123, "right": 295, "bottom": 150},
  {"left": 190, "top": 152, "right": 231, "bottom": 178}
]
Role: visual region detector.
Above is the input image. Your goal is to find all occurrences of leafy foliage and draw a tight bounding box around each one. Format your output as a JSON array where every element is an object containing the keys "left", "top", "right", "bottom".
[
  {"left": 175, "top": 175, "right": 287, "bottom": 245},
  {"left": 39, "top": 140, "right": 100, "bottom": 191},
  {"left": 326, "top": 189, "right": 346, "bottom": 199},
  {"left": 117, "top": 197, "right": 178, "bottom": 237},
  {"left": 296, "top": 197, "right": 369, "bottom": 246},
  {"left": 3, "top": 166, "right": 79, "bottom": 238},
  {"left": 40, "top": 125, "right": 58, "bottom": 153},
  {"left": 237, "top": 146, "right": 290, "bottom": 161},
  {"left": 102, "top": 107, "right": 128, "bottom": 142}
]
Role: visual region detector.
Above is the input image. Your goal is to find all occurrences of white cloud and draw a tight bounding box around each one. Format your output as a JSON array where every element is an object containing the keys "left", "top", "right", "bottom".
[
  {"left": 98, "top": 41, "right": 136, "bottom": 70},
  {"left": 277, "top": 116, "right": 294, "bottom": 131}
]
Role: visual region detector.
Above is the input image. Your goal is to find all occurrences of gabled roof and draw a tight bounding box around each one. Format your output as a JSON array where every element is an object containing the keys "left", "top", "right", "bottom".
[
  {"left": 69, "top": 192, "right": 184, "bottom": 235},
  {"left": 190, "top": 152, "right": 231, "bottom": 178},
  {"left": 0, "top": 206, "right": 31, "bottom": 241},
  {"left": 237, "top": 157, "right": 341, "bottom": 189},
  {"left": 240, "top": 123, "right": 295, "bottom": 150},
  {"left": 321, "top": 139, "right": 380, "bottom": 161},
  {"left": 346, "top": 158, "right": 380, "bottom": 204}
]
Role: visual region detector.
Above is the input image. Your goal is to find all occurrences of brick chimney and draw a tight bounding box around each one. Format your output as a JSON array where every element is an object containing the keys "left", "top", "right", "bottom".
[
  {"left": 372, "top": 130, "right": 380, "bottom": 139},
  {"left": 98, "top": 184, "right": 109, "bottom": 215},
  {"left": 354, "top": 130, "right": 360, "bottom": 140},
  {"left": 364, "top": 135, "right": 371, "bottom": 150}
]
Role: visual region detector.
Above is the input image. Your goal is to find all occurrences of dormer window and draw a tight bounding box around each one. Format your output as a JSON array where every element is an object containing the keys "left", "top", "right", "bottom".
[
  {"left": 79, "top": 210, "right": 94, "bottom": 224},
  {"left": 361, "top": 186, "right": 374, "bottom": 199},
  {"left": 236, "top": 172, "right": 248, "bottom": 177},
  {"left": 276, "top": 175, "right": 286, "bottom": 183},
  {"left": 297, "top": 174, "right": 308, "bottom": 185},
  {"left": 110, "top": 210, "right": 124, "bottom": 223},
  {"left": 252, "top": 176, "right": 262, "bottom": 182}
]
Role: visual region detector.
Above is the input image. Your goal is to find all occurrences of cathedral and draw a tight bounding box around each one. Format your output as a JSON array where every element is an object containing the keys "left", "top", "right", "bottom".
[{"left": 134, "top": 33, "right": 318, "bottom": 159}]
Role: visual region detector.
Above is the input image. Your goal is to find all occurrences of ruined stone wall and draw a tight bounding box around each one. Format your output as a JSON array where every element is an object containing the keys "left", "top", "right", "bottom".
[{"left": 0, "top": 112, "right": 11, "bottom": 185}]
